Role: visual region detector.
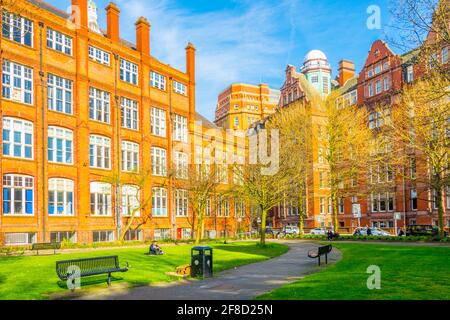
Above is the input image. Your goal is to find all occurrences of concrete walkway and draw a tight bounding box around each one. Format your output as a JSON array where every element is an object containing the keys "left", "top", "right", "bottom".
[{"left": 79, "top": 242, "right": 341, "bottom": 300}]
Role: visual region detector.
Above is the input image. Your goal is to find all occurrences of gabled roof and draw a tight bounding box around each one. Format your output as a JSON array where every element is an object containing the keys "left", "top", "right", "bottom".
[
  {"left": 335, "top": 76, "right": 358, "bottom": 95},
  {"left": 196, "top": 113, "right": 220, "bottom": 130},
  {"left": 401, "top": 48, "right": 420, "bottom": 65}
]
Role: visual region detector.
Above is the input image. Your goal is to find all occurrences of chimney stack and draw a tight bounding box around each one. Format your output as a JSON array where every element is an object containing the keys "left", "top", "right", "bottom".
[
  {"left": 136, "top": 17, "right": 150, "bottom": 56},
  {"left": 186, "top": 42, "right": 196, "bottom": 119},
  {"left": 72, "top": 0, "right": 88, "bottom": 29},
  {"left": 338, "top": 60, "right": 355, "bottom": 87},
  {"left": 106, "top": 2, "right": 120, "bottom": 42}
]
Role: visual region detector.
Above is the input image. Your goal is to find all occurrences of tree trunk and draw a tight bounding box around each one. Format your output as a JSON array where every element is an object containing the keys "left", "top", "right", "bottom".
[
  {"left": 331, "top": 190, "right": 339, "bottom": 233},
  {"left": 195, "top": 208, "right": 204, "bottom": 245},
  {"left": 299, "top": 189, "right": 305, "bottom": 236},
  {"left": 260, "top": 209, "right": 267, "bottom": 246},
  {"left": 436, "top": 187, "right": 445, "bottom": 237}
]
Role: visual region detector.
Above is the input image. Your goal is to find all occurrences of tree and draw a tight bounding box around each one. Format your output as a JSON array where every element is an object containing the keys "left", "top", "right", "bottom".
[
  {"left": 266, "top": 102, "right": 312, "bottom": 235},
  {"left": 390, "top": 0, "right": 450, "bottom": 83},
  {"left": 233, "top": 132, "right": 291, "bottom": 245},
  {"left": 384, "top": 74, "right": 449, "bottom": 237},
  {"left": 171, "top": 164, "right": 220, "bottom": 245},
  {"left": 104, "top": 170, "right": 152, "bottom": 242},
  {"left": 317, "top": 93, "right": 373, "bottom": 232}
]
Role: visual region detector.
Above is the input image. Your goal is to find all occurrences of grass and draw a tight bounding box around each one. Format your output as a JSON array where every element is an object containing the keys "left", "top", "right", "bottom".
[
  {"left": 259, "top": 243, "right": 450, "bottom": 300},
  {"left": 0, "top": 242, "right": 288, "bottom": 300}
]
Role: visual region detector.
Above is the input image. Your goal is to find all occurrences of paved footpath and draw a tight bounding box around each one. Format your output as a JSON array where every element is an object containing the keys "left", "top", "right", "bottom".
[{"left": 79, "top": 242, "right": 341, "bottom": 300}]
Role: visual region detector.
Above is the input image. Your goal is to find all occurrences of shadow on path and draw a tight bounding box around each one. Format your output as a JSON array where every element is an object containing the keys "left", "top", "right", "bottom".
[{"left": 76, "top": 242, "right": 341, "bottom": 300}]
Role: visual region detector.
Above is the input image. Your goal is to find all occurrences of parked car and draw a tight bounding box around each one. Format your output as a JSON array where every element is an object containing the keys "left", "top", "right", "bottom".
[
  {"left": 309, "top": 228, "right": 327, "bottom": 235},
  {"left": 406, "top": 225, "right": 448, "bottom": 237},
  {"left": 353, "top": 227, "right": 392, "bottom": 236},
  {"left": 278, "top": 225, "right": 299, "bottom": 236}
]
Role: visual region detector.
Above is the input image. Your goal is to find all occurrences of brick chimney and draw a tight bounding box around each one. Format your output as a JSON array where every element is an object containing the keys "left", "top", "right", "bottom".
[
  {"left": 186, "top": 42, "right": 196, "bottom": 119},
  {"left": 106, "top": 2, "right": 120, "bottom": 42},
  {"left": 135, "top": 17, "right": 150, "bottom": 56},
  {"left": 71, "top": 0, "right": 88, "bottom": 29},
  {"left": 338, "top": 60, "right": 355, "bottom": 87}
]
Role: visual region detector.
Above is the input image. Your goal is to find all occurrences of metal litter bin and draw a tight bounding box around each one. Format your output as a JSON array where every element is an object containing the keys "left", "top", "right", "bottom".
[{"left": 191, "top": 246, "right": 213, "bottom": 278}]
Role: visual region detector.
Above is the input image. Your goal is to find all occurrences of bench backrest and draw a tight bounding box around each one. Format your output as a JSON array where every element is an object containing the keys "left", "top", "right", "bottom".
[
  {"left": 32, "top": 242, "right": 61, "bottom": 250},
  {"left": 318, "top": 245, "right": 332, "bottom": 255},
  {"left": 56, "top": 256, "right": 120, "bottom": 279}
]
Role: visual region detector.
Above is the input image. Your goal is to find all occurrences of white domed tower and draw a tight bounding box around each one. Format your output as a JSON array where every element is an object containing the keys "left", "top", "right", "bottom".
[
  {"left": 301, "top": 50, "right": 332, "bottom": 95},
  {"left": 88, "top": 0, "right": 101, "bottom": 33}
]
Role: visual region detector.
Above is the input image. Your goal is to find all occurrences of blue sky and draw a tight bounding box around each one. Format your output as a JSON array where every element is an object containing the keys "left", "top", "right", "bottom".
[{"left": 48, "top": 0, "right": 398, "bottom": 120}]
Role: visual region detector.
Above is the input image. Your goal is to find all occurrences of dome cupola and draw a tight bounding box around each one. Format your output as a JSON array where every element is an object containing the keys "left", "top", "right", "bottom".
[{"left": 301, "top": 49, "right": 332, "bottom": 96}]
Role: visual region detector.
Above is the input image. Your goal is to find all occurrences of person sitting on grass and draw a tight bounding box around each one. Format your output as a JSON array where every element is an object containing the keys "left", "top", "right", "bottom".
[{"left": 149, "top": 241, "right": 164, "bottom": 255}]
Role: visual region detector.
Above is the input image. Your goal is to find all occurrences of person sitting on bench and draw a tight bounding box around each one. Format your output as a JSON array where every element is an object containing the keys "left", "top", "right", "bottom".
[{"left": 149, "top": 241, "right": 164, "bottom": 255}]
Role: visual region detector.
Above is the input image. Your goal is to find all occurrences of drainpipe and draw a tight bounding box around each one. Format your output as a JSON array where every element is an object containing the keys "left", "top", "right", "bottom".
[
  {"left": 39, "top": 21, "right": 46, "bottom": 242},
  {"left": 169, "top": 77, "right": 176, "bottom": 239},
  {"left": 113, "top": 53, "right": 121, "bottom": 240}
]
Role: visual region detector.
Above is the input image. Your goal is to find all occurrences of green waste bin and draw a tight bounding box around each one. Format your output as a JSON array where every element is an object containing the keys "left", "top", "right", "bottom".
[{"left": 191, "top": 246, "right": 213, "bottom": 278}]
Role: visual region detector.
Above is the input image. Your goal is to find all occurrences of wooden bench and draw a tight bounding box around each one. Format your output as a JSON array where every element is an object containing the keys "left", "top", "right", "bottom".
[
  {"left": 31, "top": 242, "right": 61, "bottom": 255},
  {"left": 56, "top": 255, "right": 129, "bottom": 288},
  {"left": 307, "top": 244, "right": 332, "bottom": 266}
]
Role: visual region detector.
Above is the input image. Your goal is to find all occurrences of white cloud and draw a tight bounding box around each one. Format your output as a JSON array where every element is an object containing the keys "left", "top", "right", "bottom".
[{"left": 115, "top": 0, "right": 291, "bottom": 119}]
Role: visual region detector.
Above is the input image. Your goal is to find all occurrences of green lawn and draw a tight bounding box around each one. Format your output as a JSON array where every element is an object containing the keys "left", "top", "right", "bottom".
[
  {"left": 0, "top": 242, "right": 287, "bottom": 300},
  {"left": 259, "top": 243, "right": 450, "bottom": 300}
]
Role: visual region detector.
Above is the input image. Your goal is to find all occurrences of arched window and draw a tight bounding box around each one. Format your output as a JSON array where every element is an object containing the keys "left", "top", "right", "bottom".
[
  {"left": 3, "top": 174, "right": 34, "bottom": 215},
  {"left": 2, "top": 117, "right": 33, "bottom": 159},
  {"left": 48, "top": 178, "right": 74, "bottom": 216},
  {"left": 121, "top": 185, "right": 140, "bottom": 217},
  {"left": 48, "top": 126, "right": 73, "bottom": 164},
  {"left": 90, "top": 182, "right": 112, "bottom": 216}
]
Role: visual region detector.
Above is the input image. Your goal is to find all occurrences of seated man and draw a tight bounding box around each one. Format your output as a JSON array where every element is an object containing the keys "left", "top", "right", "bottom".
[{"left": 149, "top": 241, "right": 164, "bottom": 255}]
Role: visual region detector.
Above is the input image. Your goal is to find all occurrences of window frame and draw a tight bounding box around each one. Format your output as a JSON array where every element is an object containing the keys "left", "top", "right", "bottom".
[
  {"left": 48, "top": 74, "right": 73, "bottom": 114},
  {"left": 151, "top": 147, "right": 167, "bottom": 176},
  {"left": 90, "top": 182, "right": 112, "bottom": 216},
  {"left": 150, "top": 107, "right": 166, "bottom": 137},
  {"left": 120, "top": 58, "right": 138, "bottom": 85},
  {"left": 152, "top": 187, "right": 167, "bottom": 217},
  {"left": 48, "top": 178, "right": 74, "bottom": 216},
  {"left": 2, "top": 117, "right": 33, "bottom": 160},
  {"left": 88, "top": 45, "right": 111, "bottom": 66},
  {"left": 46, "top": 27, "right": 72, "bottom": 55},
  {"left": 121, "top": 141, "right": 139, "bottom": 172},
  {"left": 120, "top": 97, "right": 139, "bottom": 131},
  {"left": 3, "top": 174, "right": 34, "bottom": 215},
  {"left": 150, "top": 71, "right": 166, "bottom": 90},
  {"left": 2, "top": 60, "right": 33, "bottom": 105},
  {"left": 89, "top": 87, "right": 110, "bottom": 124},
  {"left": 48, "top": 126, "right": 73, "bottom": 165},
  {"left": 2, "top": 11, "right": 33, "bottom": 47},
  {"left": 89, "top": 135, "right": 111, "bottom": 169}
]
